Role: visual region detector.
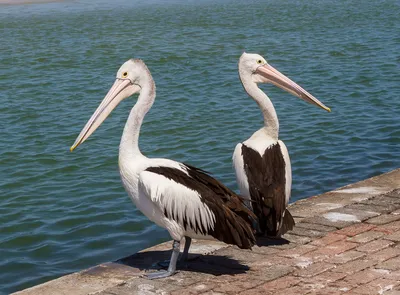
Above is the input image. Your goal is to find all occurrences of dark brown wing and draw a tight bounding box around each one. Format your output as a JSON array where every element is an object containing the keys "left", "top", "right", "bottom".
[
  {"left": 146, "top": 164, "right": 256, "bottom": 249},
  {"left": 241, "top": 143, "right": 291, "bottom": 236},
  {"left": 279, "top": 209, "right": 295, "bottom": 236}
]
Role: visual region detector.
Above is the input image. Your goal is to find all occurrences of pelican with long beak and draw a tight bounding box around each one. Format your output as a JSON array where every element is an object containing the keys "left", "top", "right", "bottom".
[
  {"left": 233, "top": 52, "right": 331, "bottom": 237},
  {"left": 71, "top": 59, "right": 256, "bottom": 279}
]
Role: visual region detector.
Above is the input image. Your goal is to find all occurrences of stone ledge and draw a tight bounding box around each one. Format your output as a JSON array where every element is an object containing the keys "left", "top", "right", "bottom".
[
  {"left": 12, "top": 168, "right": 400, "bottom": 295},
  {"left": 289, "top": 169, "right": 400, "bottom": 221}
]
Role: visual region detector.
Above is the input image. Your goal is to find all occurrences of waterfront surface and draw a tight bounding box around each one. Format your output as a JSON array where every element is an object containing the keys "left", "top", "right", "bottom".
[{"left": 0, "top": 0, "right": 399, "bottom": 293}]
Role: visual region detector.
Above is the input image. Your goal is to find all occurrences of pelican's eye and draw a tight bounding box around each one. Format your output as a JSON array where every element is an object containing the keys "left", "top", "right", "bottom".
[
  {"left": 257, "top": 59, "right": 263, "bottom": 64},
  {"left": 122, "top": 72, "right": 128, "bottom": 78}
]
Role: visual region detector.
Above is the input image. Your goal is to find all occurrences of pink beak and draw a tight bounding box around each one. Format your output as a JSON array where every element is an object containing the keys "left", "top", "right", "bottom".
[
  {"left": 256, "top": 64, "right": 331, "bottom": 112},
  {"left": 70, "top": 79, "right": 139, "bottom": 151}
]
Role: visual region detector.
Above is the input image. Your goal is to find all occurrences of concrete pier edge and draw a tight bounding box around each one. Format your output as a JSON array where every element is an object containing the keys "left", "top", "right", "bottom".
[{"left": 12, "top": 168, "right": 400, "bottom": 295}]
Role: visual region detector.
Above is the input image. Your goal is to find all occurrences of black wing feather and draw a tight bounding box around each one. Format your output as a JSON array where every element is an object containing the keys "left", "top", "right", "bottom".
[
  {"left": 241, "top": 143, "right": 294, "bottom": 236},
  {"left": 145, "top": 165, "right": 256, "bottom": 249}
]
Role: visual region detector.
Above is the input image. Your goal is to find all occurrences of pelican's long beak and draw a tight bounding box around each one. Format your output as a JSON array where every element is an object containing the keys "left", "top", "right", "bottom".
[
  {"left": 70, "top": 79, "right": 139, "bottom": 151},
  {"left": 256, "top": 64, "right": 331, "bottom": 112}
]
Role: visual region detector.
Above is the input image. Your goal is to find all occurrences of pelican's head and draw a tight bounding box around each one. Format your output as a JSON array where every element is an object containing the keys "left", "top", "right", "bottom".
[
  {"left": 239, "top": 52, "right": 331, "bottom": 112},
  {"left": 70, "top": 59, "right": 146, "bottom": 151}
]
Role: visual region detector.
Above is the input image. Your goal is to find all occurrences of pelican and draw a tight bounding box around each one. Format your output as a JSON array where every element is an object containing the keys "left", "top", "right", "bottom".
[
  {"left": 233, "top": 52, "right": 331, "bottom": 237},
  {"left": 70, "top": 59, "right": 256, "bottom": 279}
]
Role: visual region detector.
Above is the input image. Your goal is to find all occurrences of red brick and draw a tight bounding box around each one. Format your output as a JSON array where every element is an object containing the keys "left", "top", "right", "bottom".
[
  {"left": 210, "top": 274, "right": 240, "bottom": 284},
  {"left": 213, "top": 278, "right": 262, "bottom": 294},
  {"left": 366, "top": 214, "right": 400, "bottom": 225},
  {"left": 239, "top": 288, "right": 272, "bottom": 295},
  {"left": 250, "top": 264, "right": 294, "bottom": 281},
  {"left": 373, "top": 221, "right": 400, "bottom": 234},
  {"left": 301, "top": 270, "right": 346, "bottom": 285},
  {"left": 282, "top": 233, "right": 313, "bottom": 245},
  {"left": 170, "top": 289, "right": 198, "bottom": 295},
  {"left": 391, "top": 209, "right": 400, "bottom": 215},
  {"left": 355, "top": 239, "right": 394, "bottom": 253},
  {"left": 278, "top": 244, "right": 317, "bottom": 258},
  {"left": 335, "top": 223, "right": 376, "bottom": 237},
  {"left": 278, "top": 285, "right": 313, "bottom": 295},
  {"left": 294, "top": 262, "right": 336, "bottom": 277},
  {"left": 384, "top": 269, "right": 400, "bottom": 280},
  {"left": 305, "top": 241, "right": 358, "bottom": 262},
  {"left": 249, "top": 255, "right": 293, "bottom": 269},
  {"left": 257, "top": 275, "right": 301, "bottom": 291},
  {"left": 369, "top": 246, "right": 400, "bottom": 262},
  {"left": 384, "top": 231, "right": 400, "bottom": 242},
  {"left": 310, "top": 233, "right": 347, "bottom": 246},
  {"left": 327, "top": 278, "right": 357, "bottom": 292},
  {"left": 332, "top": 259, "right": 377, "bottom": 274},
  {"left": 251, "top": 245, "right": 281, "bottom": 255},
  {"left": 294, "top": 256, "right": 315, "bottom": 268},
  {"left": 269, "top": 242, "right": 298, "bottom": 250},
  {"left": 289, "top": 227, "right": 326, "bottom": 238},
  {"left": 308, "top": 287, "right": 348, "bottom": 295},
  {"left": 348, "top": 230, "right": 385, "bottom": 243},
  {"left": 346, "top": 203, "right": 391, "bottom": 215},
  {"left": 328, "top": 250, "right": 366, "bottom": 264},
  {"left": 344, "top": 268, "right": 386, "bottom": 284},
  {"left": 351, "top": 278, "right": 400, "bottom": 294},
  {"left": 319, "top": 240, "right": 358, "bottom": 255},
  {"left": 296, "top": 222, "right": 337, "bottom": 232},
  {"left": 361, "top": 195, "right": 400, "bottom": 207},
  {"left": 303, "top": 215, "right": 358, "bottom": 229},
  {"left": 201, "top": 292, "right": 232, "bottom": 295},
  {"left": 301, "top": 253, "right": 330, "bottom": 263},
  {"left": 187, "top": 282, "right": 216, "bottom": 294},
  {"left": 377, "top": 256, "right": 400, "bottom": 271},
  {"left": 299, "top": 283, "right": 327, "bottom": 293},
  {"left": 386, "top": 189, "right": 400, "bottom": 198}
]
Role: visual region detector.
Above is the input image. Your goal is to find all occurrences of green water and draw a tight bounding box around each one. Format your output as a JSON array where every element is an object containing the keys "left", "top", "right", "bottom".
[{"left": 1, "top": 0, "right": 399, "bottom": 293}]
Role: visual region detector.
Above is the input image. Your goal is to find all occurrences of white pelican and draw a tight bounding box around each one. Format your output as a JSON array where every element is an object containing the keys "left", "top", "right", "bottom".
[
  {"left": 70, "top": 59, "right": 256, "bottom": 279},
  {"left": 233, "top": 52, "right": 331, "bottom": 237}
]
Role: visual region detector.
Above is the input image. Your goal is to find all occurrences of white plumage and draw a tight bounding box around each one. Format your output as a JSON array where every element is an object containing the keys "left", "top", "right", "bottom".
[
  {"left": 138, "top": 168, "right": 216, "bottom": 238},
  {"left": 234, "top": 52, "right": 330, "bottom": 236},
  {"left": 71, "top": 59, "right": 255, "bottom": 279}
]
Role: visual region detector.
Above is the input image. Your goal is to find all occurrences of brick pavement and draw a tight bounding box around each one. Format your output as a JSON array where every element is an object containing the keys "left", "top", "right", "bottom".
[{"left": 13, "top": 169, "right": 400, "bottom": 295}]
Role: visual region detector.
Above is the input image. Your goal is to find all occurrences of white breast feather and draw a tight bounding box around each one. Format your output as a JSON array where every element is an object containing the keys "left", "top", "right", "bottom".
[
  {"left": 232, "top": 143, "right": 250, "bottom": 200},
  {"left": 244, "top": 137, "right": 277, "bottom": 155}
]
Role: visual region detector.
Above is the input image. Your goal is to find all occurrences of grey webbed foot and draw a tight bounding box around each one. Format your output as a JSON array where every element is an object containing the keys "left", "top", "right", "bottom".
[
  {"left": 145, "top": 239, "right": 180, "bottom": 280},
  {"left": 145, "top": 269, "right": 176, "bottom": 280}
]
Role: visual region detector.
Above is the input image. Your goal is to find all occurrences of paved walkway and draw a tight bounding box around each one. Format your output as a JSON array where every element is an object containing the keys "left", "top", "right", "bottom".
[{"left": 14, "top": 169, "right": 400, "bottom": 295}]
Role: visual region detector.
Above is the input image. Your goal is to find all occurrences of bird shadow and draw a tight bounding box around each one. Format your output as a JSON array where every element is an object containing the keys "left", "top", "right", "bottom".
[
  {"left": 255, "top": 236, "right": 290, "bottom": 247},
  {"left": 117, "top": 249, "right": 249, "bottom": 276}
]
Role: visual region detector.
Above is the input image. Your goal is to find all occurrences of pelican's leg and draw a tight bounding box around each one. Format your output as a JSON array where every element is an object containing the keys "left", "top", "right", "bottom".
[
  {"left": 157, "top": 236, "right": 191, "bottom": 268},
  {"left": 180, "top": 236, "right": 191, "bottom": 262},
  {"left": 146, "top": 240, "right": 180, "bottom": 280}
]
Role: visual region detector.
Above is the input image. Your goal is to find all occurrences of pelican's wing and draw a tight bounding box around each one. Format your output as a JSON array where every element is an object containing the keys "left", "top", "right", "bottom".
[
  {"left": 240, "top": 143, "right": 294, "bottom": 236},
  {"left": 138, "top": 164, "right": 256, "bottom": 249}
]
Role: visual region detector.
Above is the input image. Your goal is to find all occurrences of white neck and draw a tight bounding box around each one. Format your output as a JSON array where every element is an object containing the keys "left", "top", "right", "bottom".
[
  {"left": 119, "top": 74, "right": 156, "bottom": 159},
  {"left": 240, "top": 73, "right": 279, "bottom": 139}
]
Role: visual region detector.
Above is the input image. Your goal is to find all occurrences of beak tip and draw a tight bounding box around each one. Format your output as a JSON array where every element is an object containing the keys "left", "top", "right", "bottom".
[
  {"left": 326, "top": 107, "right": 331, "bottom": 113},
  {"left": 70, "top": 145, "right": 76, "bottom": 152}
]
